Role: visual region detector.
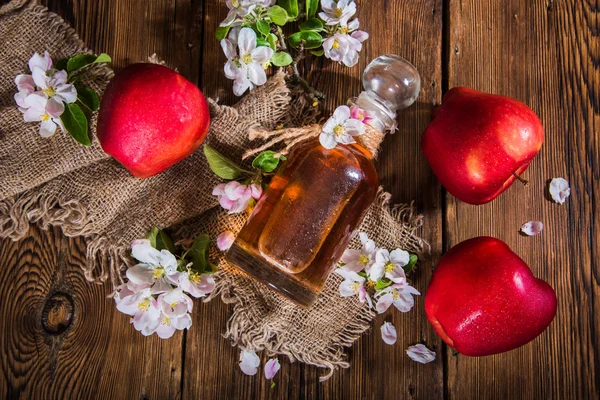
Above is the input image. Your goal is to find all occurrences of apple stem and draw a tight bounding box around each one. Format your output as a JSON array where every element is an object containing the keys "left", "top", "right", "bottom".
[{"left": 513, "top": 172, "right": 530, "bottom": 187}]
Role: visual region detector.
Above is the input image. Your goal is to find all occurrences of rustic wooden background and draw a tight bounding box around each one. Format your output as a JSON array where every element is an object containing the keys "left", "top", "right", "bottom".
[{"left": 0, "top": 0, "right": 598, "bottom": 398}]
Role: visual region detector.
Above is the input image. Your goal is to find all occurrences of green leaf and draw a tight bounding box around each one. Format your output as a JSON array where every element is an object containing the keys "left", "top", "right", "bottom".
[
  {"left": 203, "top": 145, "right": 244, "bottom": 180},
  {"left": 288, "top": 31, "right": 323, "bottom": 49},
  {"left": 267, "top": 33, "right": 278, "bottom": 50},
  {"left": 270, "top": 52, "right": 293, "bottom": 67},
  {"left": 145, "top": 227, "right": 176, "bottom": 254},
  {"left": 306, "top": 0, "right": 319, "bottom": 19},
  {"left": 188, "top": 234, "right": 211, "bottom": 274},
  {"left": 67, "top": 53, "right": 112, "bottom": 72},
  {"left": 60, "top": 103, "right": 90, "bottom": 146},
  {"left": 216, "top": 25, "right": 231, "bottom": 41},
  {"left": 55, "top": 58, "right": 69, "bottom": 71},
  {"left": 357, "top": 271, "right": 368, "bottom": 278},
  {"left": 270, "top": 381, "right": 276, "bottom": 389},
  {"left": 268, "top": 5, "right": 288, "bottom": 25},
  {"left": 375, "top": 278, "right": 393, "bottom": 291},
  {"left": 256, "top": 20, "right": 271, "bottom": 36},
  {"left": 77, "top": 87, "right": 99, "bottom": 111},
  {"left": 252, "top": 151, "right": 287, "bottom": 171},
  {"left": 403, "top": 254, "right": 418, "bottom": 274},
  {"left": 299, "top": 18, "right": 323, "bottom": 32},
  {"left": 257, "top": 37, "right": 271, "bottom": 48},
  {"left": 310, "top": 48, "right": 324, "bottom": 57},
  {"left": 278, "top": 0, "right": 298, "bottom": 18}
]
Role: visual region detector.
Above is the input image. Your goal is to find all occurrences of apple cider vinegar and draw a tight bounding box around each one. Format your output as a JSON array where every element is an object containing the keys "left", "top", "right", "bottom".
[{"left": 226, "top": 55, "right": 421, "bottom": 307}]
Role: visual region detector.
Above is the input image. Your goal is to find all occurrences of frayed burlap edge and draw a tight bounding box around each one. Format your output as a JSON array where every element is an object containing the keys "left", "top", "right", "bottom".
[{"left": 203, "top": 188, "right": 426, "bottom": 381}]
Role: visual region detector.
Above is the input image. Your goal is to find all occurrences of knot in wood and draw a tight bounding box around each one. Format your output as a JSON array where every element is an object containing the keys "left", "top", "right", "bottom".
[{"left": 41, "top": 292, "right": 74, "bottom": 335}]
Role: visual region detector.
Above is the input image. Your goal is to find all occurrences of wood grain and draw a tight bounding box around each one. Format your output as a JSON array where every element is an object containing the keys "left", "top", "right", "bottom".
[
  {"left": 0, "top": 0, "right": 598, "bottom": 398},
  {"left": 446, "top": 0, "right": 599, "bottom": 399}
]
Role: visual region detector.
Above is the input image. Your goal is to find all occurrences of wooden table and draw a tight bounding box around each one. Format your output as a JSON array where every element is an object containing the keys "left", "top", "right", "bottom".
[{"left": 1, "top": 0, "right": 598, "bottom": 398}]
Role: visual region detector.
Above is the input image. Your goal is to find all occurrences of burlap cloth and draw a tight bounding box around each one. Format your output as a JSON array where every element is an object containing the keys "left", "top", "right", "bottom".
[{"left": 0, "top": 1, "right": 425, "bottom": 380}]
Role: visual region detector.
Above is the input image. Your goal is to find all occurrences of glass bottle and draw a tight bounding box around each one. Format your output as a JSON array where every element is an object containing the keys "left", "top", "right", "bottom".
[{"left": 226, "top": 55, "right": 421, "bottom": 307}]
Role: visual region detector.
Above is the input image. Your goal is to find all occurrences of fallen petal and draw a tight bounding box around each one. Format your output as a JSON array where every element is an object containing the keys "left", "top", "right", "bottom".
[
  {"left": 239, "top": 349, "right": 260, "bottom": 376},
  {"left": 217, "top": 231, "right": 235, "bottom": 251},
  {"left": 406, "top": 344, "right": 436, "bottom": 364},
  {"left": 264, "top": 358, "right": 280, "bottom": 380},
  {"left": 521, "top": 221, "right": 544, "bottom": 236},
  {"left": 549, "top": 177, "right": 570, "bottom": 204},
  {"left": 380, "top": 322, "right": 397, "bottom": 345}
]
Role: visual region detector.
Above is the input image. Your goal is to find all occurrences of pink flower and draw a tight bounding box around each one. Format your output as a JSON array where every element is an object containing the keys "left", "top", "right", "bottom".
[
  {"left": 350, "top": 105, "right": 374, "bottom": 126},
  {"left": 264, "top": 358, "right": 280, "bottom": 380},
  {"left": 213, "top": 181, "right": 262, "bottom": 214},
  {"left": 217, "top": 231, "right": 235, "bottom": 251},
  {"left": 406, "top": 344, "right": 436, "bottom": 364},
  {"left": 178, "top": 267, "right": 216, "bottom": 298},
  {"left": 375, "top": 278, "right": 420, "bottom": 313}
]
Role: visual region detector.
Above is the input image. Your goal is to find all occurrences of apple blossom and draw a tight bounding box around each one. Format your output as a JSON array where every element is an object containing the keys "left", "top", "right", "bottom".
[
  {"left": 155, "top": 312, "right": 192, "bottom": 339},
  {"left": 159, "top": 287, "right": 194, "bottom": 318},
  {"left": 375, "top": 278, "right": 420, "bottom": 313},
  {"left": 369, "top": 248, "right": 410, "bottom": 283},
  {"left": 115, "top": 288, "right": 162, "bottom": 336},
  {"left": 32, "top": 67, "right": 77, "bottom": 104},
  {"left": 127, "top": 241, "right": 180, "bottom": 294},
  {"left": 22, "top": 94, "right": 65, "bottom": 137},
  {"left": 221, "top": 27, "right": 274, "bottom": 96},
  {"left": 28, "top": 51, "right": 52, "bottom": 72},
  {"left": 239, "top": 349, "right": 261, "bottom": 375},
  {"left": 322, "top": 19, "right": 368, "bottom": 67},
  {"left": 406, "top": 344, "right": 436, "bottom": 364},
  {"left": 340, "top": 232, "right": 377, "bottom": 273},
  {"left": 319, "top": 0, "right": 356, "bottom": 26},
  {"left": 336, "top": 268, "right": 372, "bottom": 308},
  {"left": 264, "top": 358, "right": 280, "bottom": 380},
  {"left": 521, "top": 221, "right": 544, "bottom": 236},
  {"left": 178, "top": 267, "right": 216, "bottom": 298},
  {"left": 220, "top": 0, "right": 275, "bottom": 27},
  {"left": 380, "top": 322, "right": 397, "bottom": 345},
  {"left": 549, "top": 177, "right": 570, "bottom": 204},
  {"left": 217, "top": 231, "right": 236, "bottom": 251},
  {"left": 350, "top": 105, "right": 374, "bottom": 126},
  {"left": 319, "top": 105, "right": 366, "bottom": 149},
  {"left": 14, "top": 74, "right": 35, "bottom": 110},
  {"left": 213, "top": 181, "right": 262, "bottom": 214}
]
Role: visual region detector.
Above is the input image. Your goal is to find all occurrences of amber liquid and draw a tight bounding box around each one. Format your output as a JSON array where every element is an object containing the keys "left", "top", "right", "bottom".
[{"left": 226, "top": 138, "right": 378, "bottom": 307}]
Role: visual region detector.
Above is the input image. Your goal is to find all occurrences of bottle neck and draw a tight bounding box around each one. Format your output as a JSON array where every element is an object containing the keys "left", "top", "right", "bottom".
[{"left": 354, "top": 91, "right": 397, "bottom": 132}]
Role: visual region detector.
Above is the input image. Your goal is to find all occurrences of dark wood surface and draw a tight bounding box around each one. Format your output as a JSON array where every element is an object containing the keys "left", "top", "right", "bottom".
[{"left": 0, "top": 0, "right": 597, "bottom": 398}]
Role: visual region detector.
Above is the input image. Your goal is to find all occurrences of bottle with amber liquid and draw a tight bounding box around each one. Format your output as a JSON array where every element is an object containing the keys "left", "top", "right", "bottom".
[{"left": 226, "top": 55, "right": 421, "bottom": 307}]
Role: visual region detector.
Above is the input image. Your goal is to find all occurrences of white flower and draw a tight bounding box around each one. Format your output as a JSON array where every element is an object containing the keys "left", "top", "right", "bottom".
[
  {"left": 521, "top": 221, "right": 544, "bottom": 236},
  {"left": 32, "top": 68, "right": 77, "bottom": 104},
  {"left": 264, "top": 358, "right": 280, "bottom": 380},
  {"left": 549, "top": 177, "right": 570, "bottom": 204},
  {"left": 217, "top": 231, "right": 236, "bottom": 251},
  {"left": 178, "top": 267, "right": 216, "bottom": 298},
  {"left": 239, "top": 349, "right": 261, "bottom": 375},
  {"left": 375, "top": 279, "right": 420, "bottom": 313},
  {"left": 126, "top": 241, "right": 180, "bottom": 294},
  {"left": 369, "top": 248, "right": 410, "bottom": 282},
  {"left": 340, "top": 232, "right": 377, "bottom": 273},
  {"left": 406, "top": 344, "right": 436, "bottom": 364},
  {"left": 220, "top": 0, "right": 275, "bottom": 27},
  {"left": 14, "top": 74, "right": 35, "bottom": 110},
  {"left": 115, "top": 288, "right": 162, "bottom": 336},
  {"left": 22, "top": 94, "right": 65, "bottom": 137},
  {"left": 322, "top": 20, "right": 368, "bottom": 67},
  {"left": 319, "top": 105, "right": 366, "bottom": 149},
  {"left": 28, "top": 51, "right": 52, "bottom": 72},
  {"left": 336, "top": 268, "right": 372, "bottom": 308},
  {"left": 213, "top": 181, "right": 262, "bottom": 214},
  {"left": 158, "top": 287, "right": 193, "bottom": 318},
  {"left": 155, "top": 311, "right": 192, "bottom": 339},
  {"left": 380, "top": 322, "right": 397, "bottom": 345},
  {"left": 319, "top": 0, "right": 356, "bottom": 26},
  {"left": 221, "top": 27, "right": 274, "bottom": 96}
]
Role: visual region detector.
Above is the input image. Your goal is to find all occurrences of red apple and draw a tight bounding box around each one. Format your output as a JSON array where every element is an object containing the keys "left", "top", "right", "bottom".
[
  {"left": 425, "top": 236, "right": 557, "bottom": 356},
  {"left": 421, "top": 87, "right": 544, "bottom": 205},
  {"left": 97, "top": 63, "right": 210, "bottom": 178}
]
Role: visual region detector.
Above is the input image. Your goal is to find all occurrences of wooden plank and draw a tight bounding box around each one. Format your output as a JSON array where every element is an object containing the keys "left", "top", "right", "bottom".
[
  {"left": 445, "top": 0, "right": 599, "bottom": 398},
  {"left": 0, "top": 0, "right": 205, "bottom": 397},
  {"left": 185, "top": 0, "right": 444, "bottom": 398}
]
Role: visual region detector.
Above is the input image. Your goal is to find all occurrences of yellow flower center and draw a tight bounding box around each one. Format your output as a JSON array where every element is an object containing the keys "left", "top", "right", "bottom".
[
  {"left": 153, "top": 267, "right": 165, "bottom": 279},
  {"left": 41, "top": 113, "right": 50, "bottom": 122},
  {"left": 366, "top": 280, "right": 376, "bottom": 289},
  {"left": 392, "top": 289, "right": 400, "bottom": 300},
  {"left": 339, "top": 26, "right": 349, "bottom": 34},
  {"left": 242, "top": 54, "right": 253, "bottom": 64},
  {"left": 359, "top": 254, "right": 369, "bottom": 265},
  {"left": 384, "top": 262, "right": 395, "bottom": 274},
  {"left": 189, "top": 271, "right": 202, "bottom": 284},
  {"left": 42, "top": 87, "right": 56, "bottom": 97},
  {"left": 334, "top": 7, "right": 343, "bottom": 17},
  {"left": 351, "top": 282, "right": 361, "bottom": 292},
  {"left": 169, "top": 302, "right": 178, "bottom": 308},
  {"left": 138, "top": 299, "right": 150, "bottom": 312},
  {"left": 333, "top": 124, "right": 346, "bottom": 137},
  {"left": 161, "top": 316, "right": 171, "bottom": 326},
  {"left": 332, "top": 40, "right": 340, "bottom": 49}
]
